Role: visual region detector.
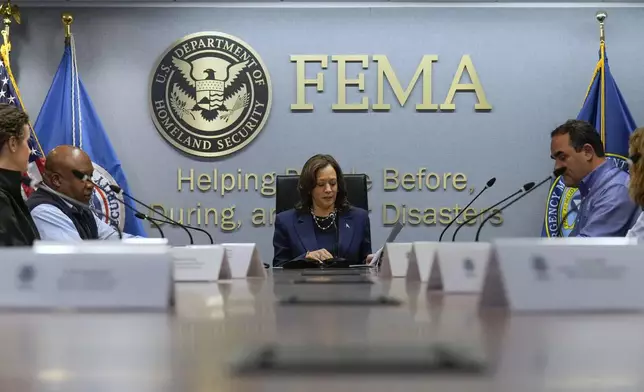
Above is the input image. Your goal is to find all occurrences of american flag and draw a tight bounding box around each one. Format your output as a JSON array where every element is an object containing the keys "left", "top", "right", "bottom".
[{"left": 0, "top": 48, "right": 46, "bottom": 197}]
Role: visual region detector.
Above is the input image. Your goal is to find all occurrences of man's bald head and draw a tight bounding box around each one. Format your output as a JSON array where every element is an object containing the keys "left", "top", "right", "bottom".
[
  {"left": 45, "top": 145, "right": 92, "bottom": 174},
  {"left": 44, "top": 145, "right": 95, "bottom": 204}
]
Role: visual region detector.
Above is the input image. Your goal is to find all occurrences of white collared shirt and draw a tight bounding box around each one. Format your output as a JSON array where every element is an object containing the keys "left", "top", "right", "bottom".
[{"left": 30, "top": 203, "right": 136, "bottom": 242}]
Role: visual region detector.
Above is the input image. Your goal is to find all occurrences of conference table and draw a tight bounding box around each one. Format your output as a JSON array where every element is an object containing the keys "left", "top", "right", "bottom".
[{"left": 0, "top": 269, "right": 642, "bottom": 392}]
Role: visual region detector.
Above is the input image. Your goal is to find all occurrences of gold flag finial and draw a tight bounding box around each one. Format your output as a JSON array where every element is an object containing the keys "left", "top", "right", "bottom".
[
  {"left": 596, "top": 10, "right": 607, "bottom": 43},
  {"left": 62, "top": 13, "right": 73, "bottom": 38},
  {"left": 0, "top": 0, "right": 21, "bottom": 48}
]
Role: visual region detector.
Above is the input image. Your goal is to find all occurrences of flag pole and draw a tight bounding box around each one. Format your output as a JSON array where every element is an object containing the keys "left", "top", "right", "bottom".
[
  {"left": 62, "top": 12, "right": 82, "bottom": 148},
  {"left": 0, "top": 0, "right": 20, "bottom": 57},
  {"left": 596, "top": 10, "right": 607, "bottom": 147},
  {"left": 596, "top": 10, "right": 606, "bottom": 43},
  {"left": 62, "top": 12, "right": 73, "bottom": 40}
]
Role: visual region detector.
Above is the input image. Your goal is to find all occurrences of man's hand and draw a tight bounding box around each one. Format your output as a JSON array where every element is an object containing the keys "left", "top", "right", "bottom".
[
  {"left": 366, "top": 254, "right": 375, "bottom": 264},
  {"left": 306, "top": 249, "right": 334, "bottom": 262}
]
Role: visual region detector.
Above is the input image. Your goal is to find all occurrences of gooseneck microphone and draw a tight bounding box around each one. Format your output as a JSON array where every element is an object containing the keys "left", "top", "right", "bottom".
[
  {"left": 138, "top": 213, "right": 193, "bottom": 244},
  {"left": 108, "top": 184, "right": 214, "bottom": 245},
  {"left": 21, "top": 176, "right": 123, "bottom": 240},
  {"left": 140, "top": 215, "right": 164, "bottom": 238},
  {"left": 451, "top": 181, "right": 535, "bottom": 241},
  {"left": 73, "top": 170, "right": 166, "bottom": 239},
  {"left": 135, "top": 211, "right": 216, "bottom": 245},
  {"left": 439, "top": 177, "right": 496, "bottom": 242},
  {"left": 474, "top": 167, "right": 566, "bottom": 242}
]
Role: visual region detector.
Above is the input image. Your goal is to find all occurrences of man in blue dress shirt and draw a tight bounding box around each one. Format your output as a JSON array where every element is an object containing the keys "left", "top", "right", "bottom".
[
  {"left": 27, "top": 145, "right": 137, "bottom": 241},
  {"left": 550, "top": 120, "right": 639, "bottom": 237}
]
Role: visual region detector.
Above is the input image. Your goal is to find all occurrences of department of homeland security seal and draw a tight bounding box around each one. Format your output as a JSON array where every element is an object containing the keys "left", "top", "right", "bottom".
[
  {"left": 149, "top": 31, "right": 272, "bottom": 158},
  {"left": 90, "top": 163, "right": 125, "bottom": 231},
  {"left": 544, "top": 154, "right": 628, "bottom": 237}
]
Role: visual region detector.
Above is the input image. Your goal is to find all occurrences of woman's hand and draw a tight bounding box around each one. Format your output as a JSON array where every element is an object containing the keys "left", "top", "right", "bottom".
[{"left": 306, "top": 249, "right": 334, "bottom": 262}]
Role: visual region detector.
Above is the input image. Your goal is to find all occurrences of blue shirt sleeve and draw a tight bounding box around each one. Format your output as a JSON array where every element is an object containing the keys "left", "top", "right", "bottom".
[
  {"left": 578, "top": 184, "right": 638, "bottom": 237},
  {"left": 94, "top": 214, "right": 136, "bottom": 240},
  {"left": 31, "top": 204, "right": 84, "bottom": 242}
]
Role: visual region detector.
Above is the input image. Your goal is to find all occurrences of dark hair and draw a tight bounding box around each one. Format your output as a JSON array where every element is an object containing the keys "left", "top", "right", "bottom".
[
  {"left": 0, "top": 103, "right": 29, "bottom": 150},
  {"left": 296, "top": 154, "right": 350, "bottom": 212},
  {"left": 551, "top": 119, "right": 605, "bottom": 157}
]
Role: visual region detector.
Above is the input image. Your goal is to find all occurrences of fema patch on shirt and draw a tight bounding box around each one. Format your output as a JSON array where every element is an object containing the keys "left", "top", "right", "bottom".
[{"left": 544, "top": 155, "right": 628, "bottom": 237}]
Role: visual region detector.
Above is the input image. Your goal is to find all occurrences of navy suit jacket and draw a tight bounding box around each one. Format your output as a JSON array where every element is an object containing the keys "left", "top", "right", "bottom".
[{"left": 272, "top": 206, "right": 372, "bottom": 267}]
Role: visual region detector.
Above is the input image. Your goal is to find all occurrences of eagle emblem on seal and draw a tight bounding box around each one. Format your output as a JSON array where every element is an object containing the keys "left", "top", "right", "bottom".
[{"left": 171, "top": 56, "right": 250, "bottom": 122}]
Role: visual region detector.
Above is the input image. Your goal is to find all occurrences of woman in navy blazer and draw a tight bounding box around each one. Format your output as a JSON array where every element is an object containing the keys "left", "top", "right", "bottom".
[{"left": 272, "top": 154, "right": 373, "bottom": 267}]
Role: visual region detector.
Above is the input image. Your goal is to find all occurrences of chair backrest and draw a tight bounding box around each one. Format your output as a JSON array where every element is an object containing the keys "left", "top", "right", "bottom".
[{"left": 275, "top": 174, "right": 369, "bottom": 214}]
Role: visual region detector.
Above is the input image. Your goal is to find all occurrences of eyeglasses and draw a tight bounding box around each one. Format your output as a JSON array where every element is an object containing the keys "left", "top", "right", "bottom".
[{"left": 628, "top": 153, "right": 641, "bottom": 166}]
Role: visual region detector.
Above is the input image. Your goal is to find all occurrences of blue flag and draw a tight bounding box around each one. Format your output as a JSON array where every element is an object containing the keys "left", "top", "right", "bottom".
[
  {"left": 542, "top": 41, "right": 637, "bottom": 237},
  {"left": 34, "top": 37, "right": 147, "bottom": 236}
]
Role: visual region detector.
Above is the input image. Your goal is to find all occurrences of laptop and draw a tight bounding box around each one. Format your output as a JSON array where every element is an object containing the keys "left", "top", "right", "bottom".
[{"left": 359, "top": 220, "right": 404, "bottom": 267}]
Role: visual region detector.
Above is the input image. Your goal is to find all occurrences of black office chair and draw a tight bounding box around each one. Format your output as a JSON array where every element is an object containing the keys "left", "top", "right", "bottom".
[{"left": 275, "top": 174, "right": 369, "bottom": 214}]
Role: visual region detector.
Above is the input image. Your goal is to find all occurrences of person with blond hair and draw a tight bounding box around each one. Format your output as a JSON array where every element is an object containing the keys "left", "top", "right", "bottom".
[{"left": 626, "top": 128, "right": 644, "bottom": 239}]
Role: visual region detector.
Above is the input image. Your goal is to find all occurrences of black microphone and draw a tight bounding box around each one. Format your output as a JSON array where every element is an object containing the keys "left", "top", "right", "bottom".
[
  {"left": 474, "top": 167, "right": 567, "bottom": 242},
  {"left": 137, "top": 211, "right": 215, "bottom": 245},
  {"left": 108, "top": 183, "right": 214, "bottom": 245},
  {"left": 451, "top": 181, "right": 535, "bottom": 241},
  {"left": 72, "top": 170, "right": 165, "bottom": 239},
  {"left": 439, "top": 177, "right": 496, "bottom": 242},
  {"left": 21, "top": 176, "right": 123, "bottom": 240},
  {"left": 138, "top": 214, "right": 193, "bottom": 244}
]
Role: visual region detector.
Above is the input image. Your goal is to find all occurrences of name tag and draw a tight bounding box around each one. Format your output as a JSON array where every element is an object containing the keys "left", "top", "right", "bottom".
[
  {"left": 480, "top": 239, "right": 644, "bottom": 311},
  {"left": 378, "top": 242, "right": 413, "bottom": 278},
  {"left": 172, "top": 245, "right": 232, "bottom": 282},
  {"left": 121, "top": 238, "right": 170, "bottom": 246},
  {"left": 0, "top": 243, "right": 173, "bottom": 310},
  {"left": 406, "top": 241, "right": 438, "bottom": 282},
  {"left": 221, "top": 243, "right": 266, "bottom": 279},
  {"left": 429, "top": 242, "right": 490, "bottom": 293}
]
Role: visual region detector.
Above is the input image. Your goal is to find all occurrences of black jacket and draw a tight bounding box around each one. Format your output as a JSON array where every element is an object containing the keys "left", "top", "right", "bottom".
[{"left": 0, "top": 168, "right": 40, "bottom": 246}]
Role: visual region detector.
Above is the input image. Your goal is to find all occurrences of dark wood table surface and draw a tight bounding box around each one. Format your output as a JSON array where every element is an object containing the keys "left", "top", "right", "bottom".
[{"left": 0, "top": 269, "right": 642, "bottom": 392}]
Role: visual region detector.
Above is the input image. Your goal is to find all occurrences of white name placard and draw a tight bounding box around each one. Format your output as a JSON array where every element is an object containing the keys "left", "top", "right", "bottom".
[
  {"left": 0, "top": 243, "right": 173, "bottom": 310},
  {"left": 33, "top": 238, "right": 171, "bottom": 250},
  {"left": 378, "top": 242, "right": 413, "bottom": 278},
  {"left": 172, "top": 245, "right": 232, "bottom": 282},
  {"left": 427, "top": 242, "right": 491, "bottom": 293},
  {"left": 121, "top": 238, "right": 170, "bottom": 246},
  {"left": 406, "top": 241, "right": 438, "bottom": 282},
  {"left": 480, "top": 239, "right": 644, "bottom": 312},
  {"left": 221, "top": 243, "right": 266, "bottom": 279}
]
